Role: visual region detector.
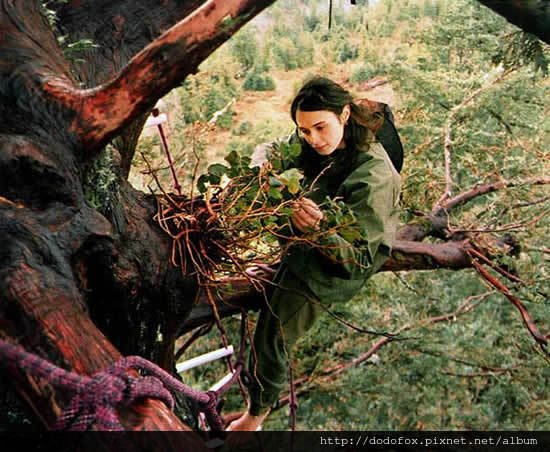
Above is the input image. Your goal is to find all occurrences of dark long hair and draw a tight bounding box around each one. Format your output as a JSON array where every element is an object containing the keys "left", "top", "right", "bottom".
[
  {"left": 291, "top": 77, "right": 382, "bottom": 149},
  {"left": 290, "top": 76, "right": 383, "bottom": 181}
]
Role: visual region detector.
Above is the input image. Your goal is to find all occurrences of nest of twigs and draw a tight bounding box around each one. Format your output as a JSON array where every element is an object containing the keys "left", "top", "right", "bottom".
[{"left": 151, "top": 143, "right": 364, "bottom": 292}]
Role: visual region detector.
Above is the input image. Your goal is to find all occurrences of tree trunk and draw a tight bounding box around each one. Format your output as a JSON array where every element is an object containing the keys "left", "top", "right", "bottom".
[{"left": 0, "top": 0, "right": 275, "bottom": 434}]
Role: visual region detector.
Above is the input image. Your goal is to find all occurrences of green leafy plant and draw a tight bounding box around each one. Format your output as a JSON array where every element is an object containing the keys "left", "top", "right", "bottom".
[{"left": 243, "top": 71, "right": 277, "bottom": 91}]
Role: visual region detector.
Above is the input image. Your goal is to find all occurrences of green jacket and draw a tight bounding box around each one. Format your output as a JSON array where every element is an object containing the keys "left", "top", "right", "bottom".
[{"left": 252, "top": 131, "right": 401, "bottom": 303}]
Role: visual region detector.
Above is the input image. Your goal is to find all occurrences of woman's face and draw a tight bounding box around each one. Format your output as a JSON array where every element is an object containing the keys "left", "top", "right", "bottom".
[{"left": 295, "top": 107, "right": 349, "bottom": 156}]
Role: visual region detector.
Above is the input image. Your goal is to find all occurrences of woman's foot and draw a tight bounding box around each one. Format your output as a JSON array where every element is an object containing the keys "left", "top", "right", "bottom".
[{"left": 226, "top": 410, "right": 270, "bottom": 431}]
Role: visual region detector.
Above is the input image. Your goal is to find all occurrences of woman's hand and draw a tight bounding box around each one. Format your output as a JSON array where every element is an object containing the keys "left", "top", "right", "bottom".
[
  {"left": 291, "top": 197, "right": 324, "bottom": 233},
  {"left": 245, "top": 263, "right": 277, "bottom": 280}
]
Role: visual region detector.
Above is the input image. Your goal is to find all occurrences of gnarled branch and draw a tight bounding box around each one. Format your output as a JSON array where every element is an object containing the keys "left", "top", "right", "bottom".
[
  {"left": 435, "top": 176, "right": 550, "bottom": 216},
  {"left": 54, "top": 0, "right": 276, "bottom": 154},
  {"left": 477, "top": 0, "right": 550, "bottom": 44},
  {"left": 54, "top": 1, "right": 207, "bottom": 86}
]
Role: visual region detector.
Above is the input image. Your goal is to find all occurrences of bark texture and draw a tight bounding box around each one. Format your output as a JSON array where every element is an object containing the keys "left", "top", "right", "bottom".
[{"left": 0, "top": 0, "right": 275, "bottom": 434}]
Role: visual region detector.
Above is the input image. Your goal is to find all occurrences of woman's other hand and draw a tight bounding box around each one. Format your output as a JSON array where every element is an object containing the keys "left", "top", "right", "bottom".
[
  {"left": 291, "top": 197, "right": 324, "bottom": 233},
  {"left": 245, "top": 263, "right": 277, "bottom": 280}
]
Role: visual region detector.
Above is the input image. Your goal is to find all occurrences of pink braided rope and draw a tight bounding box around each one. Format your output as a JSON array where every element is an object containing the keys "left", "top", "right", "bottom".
[{"left": 0, "top": 339, "right": 231, "bottom": 431}]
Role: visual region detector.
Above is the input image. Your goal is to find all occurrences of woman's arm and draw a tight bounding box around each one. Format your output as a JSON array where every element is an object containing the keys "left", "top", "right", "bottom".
[{"left": 315, "top": 151, "right": 401, "bottom": 279}]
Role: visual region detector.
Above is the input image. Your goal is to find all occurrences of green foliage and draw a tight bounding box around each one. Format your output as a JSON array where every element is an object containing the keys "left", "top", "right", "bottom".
[
  {"left": 493, "top": 31, "right": 549, "bottom": 75},
  {"left": 41, "top": 0, "right": 99, "bottom": 66},
  {"left": 233, "top": 121, "right": 253, "bottom": 136},
  {"left": 215, "top": 109, "right": 234, "bottom": 130},
  {"left": 230, "top": 27, "right": 259, "bottom": 71},
  {"left": 321, "top": 198, "right": 363, "bottom": 243},
  {"left": 422, "top": 0, "right": 440, "bottom": 17},
  {"left": 419, "top": 0, "right": 506, "bottom": 71},
  {"left": 197, "top": 142, "right": 304, "bottom": 198},
  {"left": 40, "top": 0, "right": 68, "bottom": 27},
  {"left": 277, "top": 168, "right": 303, "bottom": 195},
  {"left": 271, "top": 33, "right": 314, "bottom": 71},
  {"left": 303, "top": 14, "right": 321, "bottom": 32},
  {"left": 58, "top": 37, "right": 100, "bottom": 64},
  {"left": 333, "top": 37, "right": 360, "bottom": 64},
  {"left": 243, "top": 71, "right": 276, "bottom": 91},
  {"left": 178, "top": 72, "right": 238, "bottom": 124},
  {"left": 260, "top": 270, "right": 550, "bottom": 430},
  {"left": 351, "top": 64, "right": 378, "bottom": 83},
  {"left": 271, "top": 38, "right": 300, "bottom": 71},
  {"left": 193, "top": 138, "right": 374, "bottom": 270},
  {"left": 83, "top": 145, "right": 119, "bottom": 214}
]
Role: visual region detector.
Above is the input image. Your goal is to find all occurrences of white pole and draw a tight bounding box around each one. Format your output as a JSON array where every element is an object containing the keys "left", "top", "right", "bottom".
[
  {"left": 144, "top": 112, "right": 167, "bottom": 127},
  {"left": 176, "top": 345, "right": 234, "bottom": 374},
  {"left": 209, "top": 371, "right": 235, "bottom": 392}
]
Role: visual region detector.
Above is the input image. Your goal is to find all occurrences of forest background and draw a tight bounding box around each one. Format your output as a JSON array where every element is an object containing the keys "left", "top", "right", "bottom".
[{"left": 123, "top": 0, "right": 549, "bottom": 431}]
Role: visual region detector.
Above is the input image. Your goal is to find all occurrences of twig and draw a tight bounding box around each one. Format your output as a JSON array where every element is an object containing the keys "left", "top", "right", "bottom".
[
  {"left": 141, "top": 152, "right": 180, "bottom": 209},
  {"left": 188, "top": 137, "right": 202, "bottom": 209},
  {"left": 174, "top": 322, "right": 214, "bottom": 361},
  {"left": 510, "top": 195, "right": 550, "bottom": 209},
  {"left": 416, "top": 345, "right": 513, "bottom": 372},
  {"left": 525, "top": 246, "right": 550, "bottom": 255},
  {"left": 433, "top": 176, "right": 550, "bottom": 216},
  {"left": 435, "top": 69, "right": 513, "bottom": 208},
  {"left": 467, "top": 247, "right": 524, "bottom": 285},
  {"left": 274, "top": 292, "right": 492, "bottom": 409},
  {"left": 468, "top": 252, "right": 548, "bottom": 352},
  {"left": 451, "top": 208, "right": 549, "bottom": 234},
  {"left": 442, "top": 369, "right": 516, "bottom": 378},
  {"left": 392, "top": 272, "right": 441, "bottom": 303}
]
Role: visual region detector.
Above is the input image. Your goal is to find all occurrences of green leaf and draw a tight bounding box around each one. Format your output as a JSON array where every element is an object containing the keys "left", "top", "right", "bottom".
[
  {"left": 208, "top": 163, "right": 229, "bottom": 177},
  {"left": 280, "top": 207, "right": 294, "bottom": 217},
  {"left": 209, "top": 174, "right": 221, "bottom": 185},
  {"left": 278, "top": 168, "right": 304, "bottom": 195},
  {"left": 269, "top": 176, "right": 283, "bottom": 187},
  {"left": 268, "top": 187, "right": 283, "bottom": 201},
  {"left": 197, "top": 174, "right": 209, "bottom": 193},
  {"left": 280, "top": 142, "right": 302, "bottom": 161}
]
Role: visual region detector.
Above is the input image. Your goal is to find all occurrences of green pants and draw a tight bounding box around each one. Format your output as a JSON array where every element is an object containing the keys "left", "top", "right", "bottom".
[{"left": 248, "top": 265, "right": 324, "bottom": 415}]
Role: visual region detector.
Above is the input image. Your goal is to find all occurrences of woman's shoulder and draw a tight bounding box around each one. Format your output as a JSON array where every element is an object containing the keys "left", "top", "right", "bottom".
[
  {"left": 358, "top": 141, "right": 400, "bottom": 175},
  {"left": 344, "top": 141, "right": 401, "bottom": 191}
]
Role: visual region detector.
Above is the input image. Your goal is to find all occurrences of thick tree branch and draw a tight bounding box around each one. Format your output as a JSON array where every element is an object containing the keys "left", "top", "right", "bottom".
[
  {"left": 398, "top": 177, "right": 549, "bottom": 243},
  {"left": 476, "top": 0, "right": 550, "bottom": 44},
  {"left": 53, "top": 1, "right": 208, "bottom": 179},
  {"left": 0, "top": 201, "right": 201, "bottom": 432},
  {"left": 48, "top": 0, "right": 276, "bottom": 154},
  {"left": 381, "top": 240, "right": 472, "bottom": 271},
  {"left": 54, "top": 1, "right": 207, "bottom": 86},
  {"left": 433, "top": 176, "right": 550, "bottom": 217}
]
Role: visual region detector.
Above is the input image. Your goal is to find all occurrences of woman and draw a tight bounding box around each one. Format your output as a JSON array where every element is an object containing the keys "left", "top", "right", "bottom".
[{"left": 228, "top": 76, "right": 401, "bottom": 431}]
